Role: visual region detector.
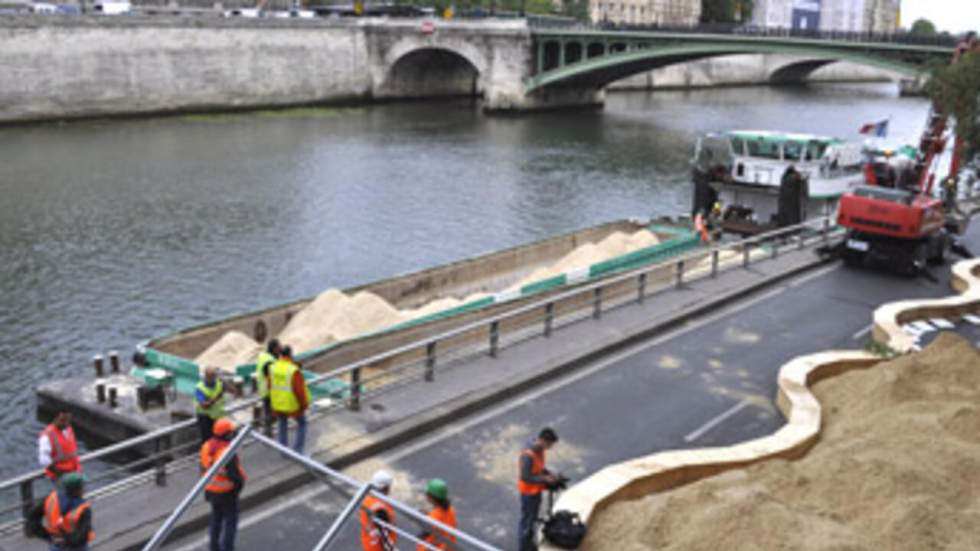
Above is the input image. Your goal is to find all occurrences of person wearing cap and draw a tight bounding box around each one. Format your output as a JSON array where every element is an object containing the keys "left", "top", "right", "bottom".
[
  {"left": 28, "top": 472, "right": 94, "bottom": 551},
  {"left": 269, "top": 346, "right": 311, "bottom": 454},
  {"left": 200, "top": 418, "right": 247, "bottom": 551},
  {"left": 360, "top": 470, "right": 397, "bottom": 551},
  {"left": 253, "top": 339, "right": 282, "bottom": 434},
  {"left": 517, "top": 427, "right": 559, "bottom": 551},
  {"left": 38, "top": 411, "right": 81, "bottom": 486},
  {"left": 417, "top": 478, "right": 457, "bottom": 551},
  {"left": 196, "top": 366, "right": 227, "bottom": 444}
]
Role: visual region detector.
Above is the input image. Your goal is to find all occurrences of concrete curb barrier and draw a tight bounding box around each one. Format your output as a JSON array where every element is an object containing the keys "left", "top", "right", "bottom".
[
  {"left": 872, "top": 258, "right": 980, "bottom": 353},
  {"left": 544, "top": 350, "right": 879, "bottom": 545}
]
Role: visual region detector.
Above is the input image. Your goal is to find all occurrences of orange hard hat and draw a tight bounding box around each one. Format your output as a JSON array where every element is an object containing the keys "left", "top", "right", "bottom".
[{"left": 213, "top": 418, "right": 235, "bottom": 437}]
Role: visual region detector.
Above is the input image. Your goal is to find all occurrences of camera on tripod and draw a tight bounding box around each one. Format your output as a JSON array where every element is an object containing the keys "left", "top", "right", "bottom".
[{"left": 547, "top": 473, "right": 570, "bottom": 492}]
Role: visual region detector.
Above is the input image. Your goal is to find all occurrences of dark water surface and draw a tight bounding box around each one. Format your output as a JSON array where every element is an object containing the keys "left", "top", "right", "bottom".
[{"left": 0, "top": 83, "right": 927, "bottom": 480}]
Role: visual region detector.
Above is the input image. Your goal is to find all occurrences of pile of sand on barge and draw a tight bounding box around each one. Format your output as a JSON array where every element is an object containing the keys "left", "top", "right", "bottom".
[
  {"left": 194, "top": 229, "right": 660, "bottom": 371},
  {"left": 584, "top": 332, "right": 980, "bottom": 551}
]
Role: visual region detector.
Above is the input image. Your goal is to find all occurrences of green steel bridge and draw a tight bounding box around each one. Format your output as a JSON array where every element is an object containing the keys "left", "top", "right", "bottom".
[{"left": 525, "top": 28, "right": 955, "bottom": 92}]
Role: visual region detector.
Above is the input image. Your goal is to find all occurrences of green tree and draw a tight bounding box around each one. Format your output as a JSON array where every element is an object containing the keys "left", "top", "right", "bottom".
[
  {"left": 701, "top": 0, "right": 737, "bottom": 23},
  {"left": 927, "top": 51, "right": 980, "bottom": 160},
  {"left": 910, "top": 18, "right": 937, "bottom": 35}
]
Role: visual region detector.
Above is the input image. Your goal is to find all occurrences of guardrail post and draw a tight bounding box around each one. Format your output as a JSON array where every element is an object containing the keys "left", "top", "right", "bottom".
[
  {"left": 743, "top": 242, "right": 751, "bottom": 268},
  {"left": 155, "top": 435, "right": 169, "bottom": 487},
  {"left": 771, "top": 240, "right": 779, "bottom": 259},
  {"left": 93, "top": 354, "right": 104, "bottom": 378},
  {"left": 20, "top": 479, "right": 33, "bottom": 536},
  {"left": 637, "top": 273, "right": 647, "bottom": 303},
  {"left": 348, "top": 368, "right": 361, "bottom": 412},
  {"left": 489, "top": 322, "right": 500, "bottom": 358},
  {"left": 675, "top": 260, "right": 685, "bottom": 288},
  {"left": 798, "top": 232, "right": 806, "bottom": 250},
  {"left": 593, "top": 288, "right": 602, "bottom": 319},
  {"left": 425, "top": 342, "right": 436, "bottom": 381},
  {"left": 711, "top": 249, "right": 719, "bottom": 277},
  {"left": 822, "top": 218, "right": 829, "bottom": 244},
  {"left": 544, "top": 303, "right": 554, "bottom": 337}
]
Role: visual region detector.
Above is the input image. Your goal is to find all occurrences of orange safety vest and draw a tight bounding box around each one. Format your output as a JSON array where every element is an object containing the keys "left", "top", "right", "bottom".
[
  {"left": 694, "top": 212, "right": 710, "bottom": 243},
  {"left": 41, "top": 425, "right": 81, "bottom": 480},
  {"left": 199, "top": 439, "right": 247, "bottom": 494},
  {"left": 517, "top": 448, "right": 546, "bottom": 496},
  {"left": 417, "top": 504, "right": 457, "bottom": 551},
  {"left": 360, "top": 494, "right": 397, "bottom": 551},
  {"left": 43, "top": 492, "right": 95, "bottom": 546}
]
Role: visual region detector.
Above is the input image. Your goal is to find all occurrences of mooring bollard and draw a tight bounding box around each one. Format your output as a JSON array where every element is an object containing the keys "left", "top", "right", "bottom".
[
  {"left": 96, "top": 383, "right": 106, "bottom": 404},
  {"left": 425, "top": 342, "right": 436, "bottom": 381},
  {"left": 109, "top": 350, "right": 120, "bottom": 374},
  {"left": 108, "top": 387, "right": 118, "bottom": 408},
  {"left": 348, "top": 368, "right": 361, "bottom": 412},
  {"left": 93, "top": 354, "right": 104, "bottom": 378}
]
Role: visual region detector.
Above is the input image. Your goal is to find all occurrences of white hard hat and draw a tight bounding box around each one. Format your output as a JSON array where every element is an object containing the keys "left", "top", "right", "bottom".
[{"left": 370, "top": 470, "right": 393, "bottom": 489}]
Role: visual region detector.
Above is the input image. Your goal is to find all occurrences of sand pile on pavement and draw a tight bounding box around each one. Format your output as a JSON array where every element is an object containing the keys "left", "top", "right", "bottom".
[
  {"left": 583, "top": 333, "right": 980, "bottom": 551},
  {"left": 194, "top": 330, "right": 263, "bottom": 374},
  {"left": 511, "top": 230, "right": 661, "bottom": 290}
]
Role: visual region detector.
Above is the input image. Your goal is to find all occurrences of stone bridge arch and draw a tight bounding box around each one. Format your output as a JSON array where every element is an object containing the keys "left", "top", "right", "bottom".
[{"left": 375, "top": 37, "right": 488, "bottom": 99}]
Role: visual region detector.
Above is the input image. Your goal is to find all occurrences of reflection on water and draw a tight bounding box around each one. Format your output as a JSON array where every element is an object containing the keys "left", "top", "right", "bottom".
[{"left": 0, "top": 82, "right": 927, "bottom": 478}]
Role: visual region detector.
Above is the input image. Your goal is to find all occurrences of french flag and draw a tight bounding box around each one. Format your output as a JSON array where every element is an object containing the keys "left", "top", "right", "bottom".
[{"left": 859, "top": 119, "right": 889, "bottom": 137}]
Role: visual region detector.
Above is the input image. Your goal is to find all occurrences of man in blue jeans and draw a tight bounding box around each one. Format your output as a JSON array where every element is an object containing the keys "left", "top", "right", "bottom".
[
  {"left": 517, "top": 427, "right": 558, "bottom": 551},
  {"left": 269, "top": 346, "right": 310, "bottom": 454}
]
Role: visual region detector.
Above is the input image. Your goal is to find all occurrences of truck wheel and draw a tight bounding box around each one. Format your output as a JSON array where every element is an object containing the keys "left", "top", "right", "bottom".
[{"left": 928, "top": 232, "right": 949, "bottom": 264}]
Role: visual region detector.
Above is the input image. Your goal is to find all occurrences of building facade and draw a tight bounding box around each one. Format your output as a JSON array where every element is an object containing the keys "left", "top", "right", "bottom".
[
  {"left": 751, "top": 0, "right": 899, "bottom": 32},
  {"left": 589, "top": 0, "right": 700, "bottom": 26}
]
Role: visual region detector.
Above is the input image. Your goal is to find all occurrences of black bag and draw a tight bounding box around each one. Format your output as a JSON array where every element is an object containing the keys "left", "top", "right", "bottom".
[{"left": 543, "top": 509, "right": 587, "bottom": 549}]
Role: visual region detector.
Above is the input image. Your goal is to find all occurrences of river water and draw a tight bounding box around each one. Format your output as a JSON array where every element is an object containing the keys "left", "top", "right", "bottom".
[{"left": 0, "top": 82, "right": 928, "bottom": 481}]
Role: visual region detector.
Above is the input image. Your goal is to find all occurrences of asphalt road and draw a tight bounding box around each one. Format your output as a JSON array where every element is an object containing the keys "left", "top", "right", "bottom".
[{"left": 165, "top": 222, "right": 980, "bottom": 551}]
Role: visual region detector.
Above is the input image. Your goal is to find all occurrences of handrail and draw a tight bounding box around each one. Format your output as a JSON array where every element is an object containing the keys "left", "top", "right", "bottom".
[{"left": 3, "top": 217, "right": 839, "bottom": 498}]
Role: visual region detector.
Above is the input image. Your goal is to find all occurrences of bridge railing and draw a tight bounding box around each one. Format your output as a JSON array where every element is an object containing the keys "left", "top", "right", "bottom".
[
  {"left": 528, "top": 19, "right": 962, "bottom": 48},
  {"left": 0, "top": 216, "right": 843, "bottom": 538}
]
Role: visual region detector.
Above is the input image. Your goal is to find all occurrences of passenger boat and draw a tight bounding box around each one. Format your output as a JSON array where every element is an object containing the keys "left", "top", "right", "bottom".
[{"left": 691, "top": 130, "right": 867, "bottom": 234}]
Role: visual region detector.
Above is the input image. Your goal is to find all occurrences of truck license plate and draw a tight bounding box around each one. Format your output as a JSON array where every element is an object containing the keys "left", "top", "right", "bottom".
[{"left": 846, "top": 239, "right": 869, "bottom": 252}]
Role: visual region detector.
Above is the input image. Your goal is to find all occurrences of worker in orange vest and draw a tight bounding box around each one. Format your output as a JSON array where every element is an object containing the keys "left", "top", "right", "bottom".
[
  {"left": 417, "top": 478, "right": 457, "bottom": 551},
  {"left": 38, "top": 411, "right": 82, "bottom": 485},
  {"left": 28, "top": 472, "right": 94, "bottom": 551},
  {"left": 517, "top": 427, "right": 559, "bottom": 551},
  {"left": 200, "top": 418, "right": 247, "bottom": 551},
  {"left": 360, "top": 470, "right": 397, "bottom": 551}
]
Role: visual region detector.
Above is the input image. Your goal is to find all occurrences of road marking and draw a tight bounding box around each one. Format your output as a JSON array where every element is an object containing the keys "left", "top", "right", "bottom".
[
  {"left": 930, "top": 318, "right": 955, "bottom": 329},
  {"left": 683, "top": 400, "right": 751, "bottom": 443},
  {"left": 169, "top": 264, "right": 840, "bottom": 548},
  {"left": 851, "top": 324, "right": 873, "bottom": 341}
]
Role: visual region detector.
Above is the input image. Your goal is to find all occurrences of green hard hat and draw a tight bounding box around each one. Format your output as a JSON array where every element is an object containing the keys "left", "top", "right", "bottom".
[
  {"left": 425, "top": 478, "right": 448, "bottom": 501},
  {"left": 61, "top": 473, "right": 86, "bottom": 490}
]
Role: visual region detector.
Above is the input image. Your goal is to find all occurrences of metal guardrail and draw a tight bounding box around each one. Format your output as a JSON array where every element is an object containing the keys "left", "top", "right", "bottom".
[
  {"left": 526, "top": 20, "right": 962, "bottom": 48},
  {"left": 0, "top": 216, "right": 842, "bottom": 535},
  {"left": 141, "top": 427, "right": 499, "bottom": 551}
]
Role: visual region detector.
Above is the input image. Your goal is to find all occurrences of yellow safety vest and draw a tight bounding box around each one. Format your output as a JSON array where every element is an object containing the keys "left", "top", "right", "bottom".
[
  {"left": 269, "top": 359, "right": 310, "bottom": 414},
  {"left": 254, "top": 351, "right": 276, "bottom": 398},
  {"left": 195, "top": 380, "right": 225, "bottom": 420}
]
